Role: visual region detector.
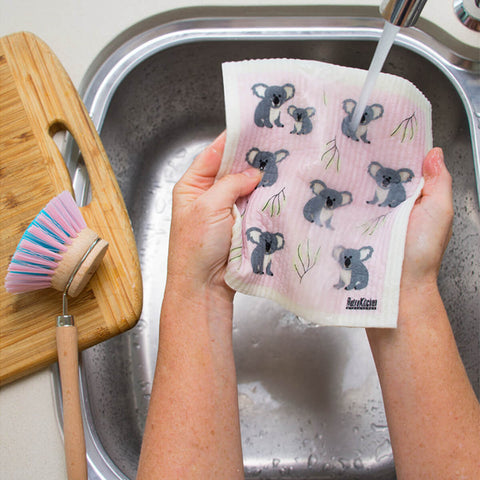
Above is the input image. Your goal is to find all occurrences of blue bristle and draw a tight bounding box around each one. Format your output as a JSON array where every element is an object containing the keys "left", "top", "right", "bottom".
[
  {"left": 22, "top": 225, "right": 64, "bottom": 252},
  {"left": 10, "top": 258, "right": 48, "bottom": 269},
  {"left": 16, "top": 246, "right": 57, "bottom": 263},
  {"left": 42, "top": 211, "right": 73, "bottom": 238},
  {"left": 7, "top": 269, "right": 51, "bottom": 277}
]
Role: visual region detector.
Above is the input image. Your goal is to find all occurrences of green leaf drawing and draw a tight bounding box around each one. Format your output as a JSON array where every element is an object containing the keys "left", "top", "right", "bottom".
[
  {"left": 262, "top": 187, "right": 286, "bottom": 216},
  {"left": 360, "top": 214, "right": 388, "bottom": 236},
  {"left": 321, "top": 137, "right": 341, "bottom": 172},
  {"left": 391, "top": 112, "right": 417, "bottom": 142},
  {"left": 294, "top": 240, "right": 321, "bottom": 283},
  {"left": 229, "top": 245, "right": 243, "bottom": 262}
]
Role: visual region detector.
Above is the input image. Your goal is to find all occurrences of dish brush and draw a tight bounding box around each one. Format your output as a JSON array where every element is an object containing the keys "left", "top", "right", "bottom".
[{"left": 5, "top": 190, "right": 108, "bottom": 480}]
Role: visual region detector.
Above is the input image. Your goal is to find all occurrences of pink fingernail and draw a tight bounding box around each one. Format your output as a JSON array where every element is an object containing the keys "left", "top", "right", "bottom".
[
  {"left": 432, "top": 147, "right": 444, "bottom": 168},
  {"left": 243, "top": 168, "right": 262, "bottom": 178},
  {"left": 425, "top": 148, "right": 443, "bottom": 181}
]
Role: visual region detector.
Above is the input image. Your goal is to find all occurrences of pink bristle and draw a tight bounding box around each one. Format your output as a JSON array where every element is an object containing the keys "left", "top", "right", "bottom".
[
  {"left": 36, "top": 211, "right": 72, "bottom": 244},
  {"left": 5, "top": 191, "right": 87, "bottom": 294},
  {"left": 59, "top": 190, "right": 87, "bottom": 230},
  {"left": 5, "top": 279, "right": 53, "bottom": 293},
  {"left": 43, "top": 204, "right": 77, "bottom": 239},
  {"left": 12, "top": 251, "right": 58, "bottom": 270},
  {"left": 6, "top": 263, "right": 55, "bottom": 275},
  {"left": 28, "top": 225, "right": 69, "bottom": 252},
  {"left": 18, "top": 239, "right": 64, "bottom": 262},
  {"left": 52, "top": 191, "right": 86, "bottom": 233}
]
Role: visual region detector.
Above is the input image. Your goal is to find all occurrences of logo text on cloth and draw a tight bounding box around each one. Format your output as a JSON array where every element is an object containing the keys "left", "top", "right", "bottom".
[{"left": 346, "top": 297, "right": 378, "bottom": 310}]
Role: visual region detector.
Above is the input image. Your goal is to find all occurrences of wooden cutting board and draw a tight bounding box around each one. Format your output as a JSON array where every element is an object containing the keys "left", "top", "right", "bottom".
[{"left": 0, "top": 32, "right": 142, "bottom": 385}]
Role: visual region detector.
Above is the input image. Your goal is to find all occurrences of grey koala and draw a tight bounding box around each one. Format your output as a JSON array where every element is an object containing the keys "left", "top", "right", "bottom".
[
  {"left": 246, "top": 227, "right": 285, "bottom": 276},
  {"left": 287, "top": 105, "right": 316, "bottom": 135},
  {"left": 303, "top": 180, "right": 353, "bottom": 230},
  {"left": 341, "top": 99, "right": 384, "bottom": 143},
  {"left": 367, "top": 161, "right": 414, "bottom": 208},
  {"left": 246, "top": 148, "right": 289, "bottom": 187},
  {"left": 252, "top": 83, "right": 295, "bottom": 128},
  {"left": 332, "top": 246, "right": 374, "bottom": 290}
]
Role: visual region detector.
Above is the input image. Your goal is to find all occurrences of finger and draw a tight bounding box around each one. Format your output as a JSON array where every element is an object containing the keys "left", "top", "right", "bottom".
[
  {"left": 202, "top": 168, "right": 262, "bottom": 210},
  {"left": 420, "top": 148, "right": 454, "bottom": 227},
  {"left": 421, "top": 148, "right": 452, "bottom": 199},
  {"left": 186, "top": 131, "right": 226, "bottom": 181},
  {"left": 176, "top": 132, "right": 227, "bottom": 198}
]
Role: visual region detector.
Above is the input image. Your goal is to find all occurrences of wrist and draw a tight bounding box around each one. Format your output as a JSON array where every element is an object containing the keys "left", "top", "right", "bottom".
[
  {"left": 367, "top": 281, "right": 442, "bottom": 345},
  {"left": 399, "top": 278, "right": 440, "bottom": 311},
  {"left": 395, "top": 279, "right": 445, "bottom": 333},
  {"left": 162, "top": 274, "right": 234, "bottom": 324}
]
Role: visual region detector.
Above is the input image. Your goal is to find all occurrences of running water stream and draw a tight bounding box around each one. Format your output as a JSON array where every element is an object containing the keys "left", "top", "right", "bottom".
[{"left": 350, "top": 21, "right": 401, "bottom": 132}]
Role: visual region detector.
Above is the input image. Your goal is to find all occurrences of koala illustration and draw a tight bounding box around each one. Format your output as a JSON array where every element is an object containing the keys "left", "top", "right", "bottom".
[
  {"left": 332, "top": 246, "right": 374, "bottom": 290},
  {"left": 246, "top": 148, "right": 289, "bottom": 187},
  {"left": 303, "top": 180, "right": 353, "bottom": 230},
  {"left": 252, "top": 83, "right": 295, "bottom": 128},
  {"left": 246, "top": 227, "right": 285, "bottom": 276},
  {"left": 367, "top": 161, "right": 414, "bottom": 208},
  {"left": 341, "top": 99, "right": 384, "bottom": 143},
  {"left": 287, "top": 105, "right": 316, "bottom": 135}
]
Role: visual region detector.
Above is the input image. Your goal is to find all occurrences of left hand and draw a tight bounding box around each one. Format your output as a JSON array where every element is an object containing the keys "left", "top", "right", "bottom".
[
  {"left": 400, "top": 147, "right": 453, "bottom": 294},
  {"left": 166, "top": 131, "right": 262, "bottom": 300}
]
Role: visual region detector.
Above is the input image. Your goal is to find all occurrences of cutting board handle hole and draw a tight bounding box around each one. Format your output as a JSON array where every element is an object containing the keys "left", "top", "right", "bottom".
[{"left": 49, "top": 122, "right": 92, "bottom": 207}]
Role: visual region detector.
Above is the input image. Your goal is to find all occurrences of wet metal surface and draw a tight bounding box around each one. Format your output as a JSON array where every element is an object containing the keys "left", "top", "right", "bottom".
[{"left": 62, "top": 16, "right": 479, "bottom": 480}]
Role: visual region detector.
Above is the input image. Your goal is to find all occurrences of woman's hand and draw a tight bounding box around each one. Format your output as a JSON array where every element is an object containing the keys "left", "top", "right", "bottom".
[
  {"left": 367, "top": 148, "right": 480, "bottom": 480},
  {"left": 400, "top": 147, "right": 453, "bottom": 293},
  {"left": 167, "top": 131, "right": 262, "bottom": 299},
  {"left": 138, "top": 133, "right": 260, "bottom": 480}
]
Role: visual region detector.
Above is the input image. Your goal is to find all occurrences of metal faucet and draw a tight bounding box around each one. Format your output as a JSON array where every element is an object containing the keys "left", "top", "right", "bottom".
[{"left": 379, "top": 0, "right": 428, "bottom": 27}]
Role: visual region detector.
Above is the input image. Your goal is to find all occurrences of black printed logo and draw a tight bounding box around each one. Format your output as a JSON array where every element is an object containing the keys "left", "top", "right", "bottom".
[{"left": 346, "top": 297, "right": 378, "bottom": 310}]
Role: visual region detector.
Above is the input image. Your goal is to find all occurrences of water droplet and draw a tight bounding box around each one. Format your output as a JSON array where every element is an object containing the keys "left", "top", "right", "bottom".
[
  {"left": 354, "top": 457, "right": 364, "bottom": 469},
  {"left": 371, "top": 423, "right": 388, "bottom": 432},
  {"left": 272, "top": 458, "right": 280, "bottom": 468},
  {"left": 280, "top": 466, "right": 293, "bottom": 476},
  {"left": 174, "top": 148, "right": 187, "bottom": 159},
  {"left": 307, "top": 454, "right": 318, "bottom": 468},
  {"left": 375, "top": 439, "right": 392, "bottom": 462},
  {"left": 155, "top": 197, "right": 166, "bottom": 214}
]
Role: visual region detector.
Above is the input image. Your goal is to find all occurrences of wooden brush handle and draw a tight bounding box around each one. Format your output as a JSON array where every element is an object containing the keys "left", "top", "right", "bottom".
[{"left": 56, "top": 326, "right": 87, "bottom": 480}]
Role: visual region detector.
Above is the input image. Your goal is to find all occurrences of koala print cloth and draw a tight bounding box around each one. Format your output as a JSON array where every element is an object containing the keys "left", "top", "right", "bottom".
[{"left": 217, "top": 59, "right": 432, "bottom": 328}]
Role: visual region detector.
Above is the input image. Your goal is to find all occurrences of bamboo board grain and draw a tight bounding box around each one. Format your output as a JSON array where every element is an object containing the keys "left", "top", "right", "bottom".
[{"left": 0, "top": 32, "right": 143, "bottom": 385}]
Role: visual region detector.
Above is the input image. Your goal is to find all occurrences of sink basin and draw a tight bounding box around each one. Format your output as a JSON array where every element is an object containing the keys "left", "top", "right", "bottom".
[{"left": 56, "top": 9, "right": 479, "bottom": 480}]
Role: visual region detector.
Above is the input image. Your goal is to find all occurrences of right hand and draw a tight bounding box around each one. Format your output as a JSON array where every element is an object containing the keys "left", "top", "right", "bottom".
[{"left": 167, "top": 132, "right": 262, "bottom": 301}]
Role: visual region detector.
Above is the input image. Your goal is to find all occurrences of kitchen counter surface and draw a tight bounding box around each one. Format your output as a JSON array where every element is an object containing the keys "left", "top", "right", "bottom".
[{"left": 0, "top": 1, "right": 477, "bottom": 478}]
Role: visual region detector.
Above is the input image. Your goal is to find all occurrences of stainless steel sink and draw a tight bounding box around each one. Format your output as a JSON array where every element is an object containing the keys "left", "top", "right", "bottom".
[{"left": 56, "top": 8, "right": 479, "bottom": 479}]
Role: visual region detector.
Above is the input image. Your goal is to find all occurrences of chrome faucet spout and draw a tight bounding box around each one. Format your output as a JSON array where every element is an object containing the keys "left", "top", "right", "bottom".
[{"left": 380, "top": 0, "right": 428, "bottom": 27}]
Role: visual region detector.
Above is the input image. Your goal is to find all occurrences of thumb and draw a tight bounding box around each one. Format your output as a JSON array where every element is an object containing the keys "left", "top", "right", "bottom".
[
  {"left": 417, "top": 147, "right": 453, "bottom": 243},
  {"left": 421, "top": 148, "right": 452, "bottom": 201},
  {"left": 203, "top": 168, "right": 263, "bottom": 209}
]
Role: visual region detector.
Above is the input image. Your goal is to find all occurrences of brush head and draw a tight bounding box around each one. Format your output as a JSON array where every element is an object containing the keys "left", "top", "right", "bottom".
[{"left": 5, "top": 191, "right": 108, "bottom": 297}]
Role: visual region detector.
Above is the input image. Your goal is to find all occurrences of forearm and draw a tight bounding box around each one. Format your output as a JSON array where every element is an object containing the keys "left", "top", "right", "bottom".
[
  {"left": 137, "top": 280, "right": 243, "bottom": 479},
  {"left": 367, "top": 283, "right": 480, "bottom": 479}
]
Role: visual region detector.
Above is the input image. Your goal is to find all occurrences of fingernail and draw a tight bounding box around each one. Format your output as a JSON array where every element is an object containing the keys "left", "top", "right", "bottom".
[
  {"left": 242, "top": 167, "right": 262, "bottom": 178},
  {"left": 424, "top": 147, "right": 444, "bottom": 181}
]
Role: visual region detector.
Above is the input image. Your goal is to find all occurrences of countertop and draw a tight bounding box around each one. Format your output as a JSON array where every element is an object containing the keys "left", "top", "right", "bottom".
[{"left": 0, "top": 1, "right": 478, "bottom": 479}]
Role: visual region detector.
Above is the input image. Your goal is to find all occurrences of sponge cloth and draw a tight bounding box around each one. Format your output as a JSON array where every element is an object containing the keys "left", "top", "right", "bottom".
[{"left": 217, "top": 59, "right": 432, "bottom": 328}]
